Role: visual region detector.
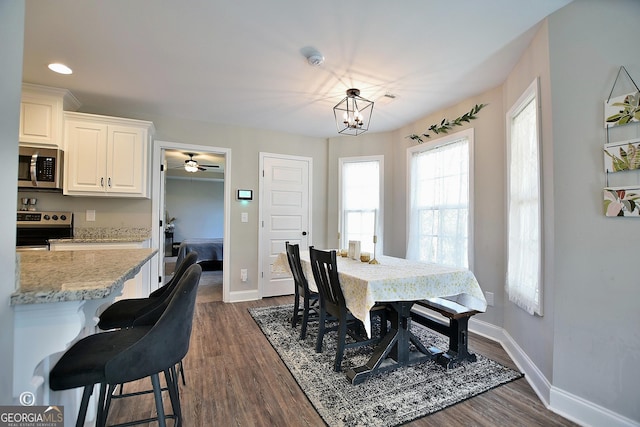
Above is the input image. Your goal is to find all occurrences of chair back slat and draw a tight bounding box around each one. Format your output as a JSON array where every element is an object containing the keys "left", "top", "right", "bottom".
[
  {"left": 285, "top": 242, "right": 310, "bottom": 295},
  {"left": 309, "top": 247, "right": 345, "bottom": 308}
]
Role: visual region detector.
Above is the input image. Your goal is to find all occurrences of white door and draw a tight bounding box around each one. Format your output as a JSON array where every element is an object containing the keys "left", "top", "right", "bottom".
[{"left": 260, "top": 153, "right": 311, "bottom": 297}]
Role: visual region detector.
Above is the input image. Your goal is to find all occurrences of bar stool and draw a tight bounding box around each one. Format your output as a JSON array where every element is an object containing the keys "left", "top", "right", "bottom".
[
  {"left": 97, "top": 251, "right": 198, "bottom": 388},
  {"left": 49, "top": 264, "right": 202, "bottom": 427}
]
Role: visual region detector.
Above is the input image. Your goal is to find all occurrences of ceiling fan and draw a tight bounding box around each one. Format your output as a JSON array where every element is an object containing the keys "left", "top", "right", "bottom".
[{"left": 182, "top": 153, "right": 220, "bottom": 173}]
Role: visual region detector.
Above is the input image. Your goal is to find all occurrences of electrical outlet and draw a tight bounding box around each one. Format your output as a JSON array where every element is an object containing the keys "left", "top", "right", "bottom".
[
  {"left": 485, "top": 291, "right": 494, "bottom": 306},
  {"left": 86, "top": 210, "right": 96, "bottom": 221}
]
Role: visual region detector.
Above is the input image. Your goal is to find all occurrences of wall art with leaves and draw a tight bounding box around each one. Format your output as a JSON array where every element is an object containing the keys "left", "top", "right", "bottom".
[
  {"left": 604, "top": 91, "right": 640, "bottom": 127},
  {"left": 603, "top": 187, "right": 640, "bottom": 217},
  {"left": 604, "top": 139, "right": 640, "bottom": 172}
]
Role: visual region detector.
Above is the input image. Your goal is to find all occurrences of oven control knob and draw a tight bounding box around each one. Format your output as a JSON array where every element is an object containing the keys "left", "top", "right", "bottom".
[
  {"left": 52, "top": 215, "right": 59, "bottom": 220},
  {"left": 44, "top": 214, "right": 50, "bottom": 220},
  {"left": 60, "top": 214, "right": 67, "bottom": 221}
]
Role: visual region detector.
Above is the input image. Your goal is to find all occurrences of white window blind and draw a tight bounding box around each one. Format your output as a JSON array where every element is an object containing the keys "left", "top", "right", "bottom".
[
  {"left": 407, "top": 130, "right": 472, "bottom": 269},
  {"left": 339, "top": 157, "right": 382, "bottom": 254},
  {"left": 506, "top": 78, "right": 543, "bottom": 316}
]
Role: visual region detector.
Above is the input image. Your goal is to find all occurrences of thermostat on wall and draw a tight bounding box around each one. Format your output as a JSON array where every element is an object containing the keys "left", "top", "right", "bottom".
[{"left": 237, "top": 189, "right": 253, "bottom": 201}]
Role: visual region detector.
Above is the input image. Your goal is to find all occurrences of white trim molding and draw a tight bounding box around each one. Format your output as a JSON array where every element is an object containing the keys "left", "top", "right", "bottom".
[{"left": 468, "top": 318, "right": 638, "bottom": 427}]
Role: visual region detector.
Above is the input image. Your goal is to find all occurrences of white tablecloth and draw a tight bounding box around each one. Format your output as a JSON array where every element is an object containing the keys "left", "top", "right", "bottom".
[{"left": 274, "top": 250, "right": 486, "bottom": 337}]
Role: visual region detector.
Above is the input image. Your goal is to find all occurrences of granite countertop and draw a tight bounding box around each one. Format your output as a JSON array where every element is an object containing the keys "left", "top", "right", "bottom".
[
  {"left": 11, "top": 248, "right": 157, "bottom": 305},
  {"left": 49, "top": 237, "right": 150, "bottom": 244},
  {"left": 49, "top": 227, "right": 151, "bottom": 244}
]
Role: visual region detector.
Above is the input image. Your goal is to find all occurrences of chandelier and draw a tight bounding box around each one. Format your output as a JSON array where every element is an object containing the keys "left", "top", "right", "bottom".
[{"left": 333, "top": 88, "right": 374, "bottom": 136}]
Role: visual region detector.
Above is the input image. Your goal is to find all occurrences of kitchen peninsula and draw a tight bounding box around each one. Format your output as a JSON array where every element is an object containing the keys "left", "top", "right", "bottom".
[{"left": 11, "top": 248, "right": 156, "bottom": 416}]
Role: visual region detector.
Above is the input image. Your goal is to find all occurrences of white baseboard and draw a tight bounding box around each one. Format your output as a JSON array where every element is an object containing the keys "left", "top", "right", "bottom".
[
  {"left": 227, "top": 289, "right": 261, "bottom": 302},
  {"left": 469, "top": 317, "right": 550, "bottom": 406},
  {"left": 468, "top": 318, "right": 639, "bottom": 427},
  {"left": 550, "top": 387, "right": 640, "bottom": 427}
]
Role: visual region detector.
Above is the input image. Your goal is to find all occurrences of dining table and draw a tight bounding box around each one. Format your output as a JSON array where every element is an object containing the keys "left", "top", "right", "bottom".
[{"left": 274, "top": 249, "right": 487, "bottom": 384}]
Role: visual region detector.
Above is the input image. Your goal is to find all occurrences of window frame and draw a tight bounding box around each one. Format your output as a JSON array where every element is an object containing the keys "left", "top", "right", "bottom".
[
  {"left": 338, "top": 155, "right": 384, "bottom": 253},
  {"left": 505, "top": 77, "right": 543, "bottom": 316},
  {"left": 406, "top": 128, "right": 475, "bottom": 270}
]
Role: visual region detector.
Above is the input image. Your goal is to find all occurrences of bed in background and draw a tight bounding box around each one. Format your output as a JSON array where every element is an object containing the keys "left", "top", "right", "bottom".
[{"left": 175, "top": 238, "right": 223, "bottom": 271}]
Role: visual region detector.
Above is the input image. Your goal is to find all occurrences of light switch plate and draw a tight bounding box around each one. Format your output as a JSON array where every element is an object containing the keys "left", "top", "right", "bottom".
[{"left": 241, "top": 212, "right": 248, "bottom": 223}]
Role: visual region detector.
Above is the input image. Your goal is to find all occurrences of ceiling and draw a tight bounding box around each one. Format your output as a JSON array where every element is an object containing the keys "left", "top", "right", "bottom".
[{"left": 22, "top": 0, "right": 573, "bottom": 139}]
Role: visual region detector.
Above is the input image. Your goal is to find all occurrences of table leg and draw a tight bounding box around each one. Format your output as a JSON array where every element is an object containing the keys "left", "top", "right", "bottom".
[
  {"left": 435, "top": 315, "right": 477, "bottom": 369},
  {"left": 345, "top": 302, "right": 434, "bottom": 385}
]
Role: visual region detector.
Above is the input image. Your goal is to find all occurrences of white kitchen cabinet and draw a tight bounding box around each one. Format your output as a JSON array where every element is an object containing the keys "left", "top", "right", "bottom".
[
  {"left": 49, "top": 240, "right": 151, "bottom": 300},
  {"left": 19, "top": 83, "right": 80, "bottom": 148},
  {"left": 64, "top": 112, "right": 154, "bottom": 198}
]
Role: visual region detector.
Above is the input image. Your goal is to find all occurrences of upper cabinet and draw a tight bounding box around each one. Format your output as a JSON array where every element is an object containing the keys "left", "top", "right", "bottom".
[
  {"left": 19, "top": 83, "right": 81, "bottom": 149},
  {"left": 64, "top": 112, "right": 155, "bottom": 198}
]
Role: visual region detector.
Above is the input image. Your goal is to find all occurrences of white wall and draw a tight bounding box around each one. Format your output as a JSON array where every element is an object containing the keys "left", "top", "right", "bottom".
[
  {"left": 165, "top": 178, "right": 224, "bottom": 242},
  {"left": 547, "top": 0, "right": 640, "bottom": 421},
  {"left": 145, "top": 116, "right": 329, "bottom": 293},
  {"left": 0, "top": 0, "right": 23, "bottom": 405}
]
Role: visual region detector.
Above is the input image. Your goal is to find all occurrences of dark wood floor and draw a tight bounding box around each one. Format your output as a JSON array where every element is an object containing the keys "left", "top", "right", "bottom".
[{"left": 105, "top": 290, "right": 578, "bottom": 426}]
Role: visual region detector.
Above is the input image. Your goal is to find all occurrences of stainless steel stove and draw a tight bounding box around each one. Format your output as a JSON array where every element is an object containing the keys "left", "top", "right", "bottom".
[{"left": 16, "top": 211, "right": 73, "bottom": 251}]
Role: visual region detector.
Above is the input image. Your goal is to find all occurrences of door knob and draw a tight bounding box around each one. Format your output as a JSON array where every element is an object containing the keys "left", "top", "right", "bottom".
[{"left": 302, "top": 231, "right": 307, "bottom": 236}]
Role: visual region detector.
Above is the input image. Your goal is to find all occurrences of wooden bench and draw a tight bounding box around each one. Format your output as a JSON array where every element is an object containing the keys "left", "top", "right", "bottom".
[{"left": 410, "top": 297, "right": 479, "bottom": 369}]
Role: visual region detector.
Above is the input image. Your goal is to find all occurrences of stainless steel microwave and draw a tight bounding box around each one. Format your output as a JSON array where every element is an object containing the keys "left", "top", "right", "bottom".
[{"left": 18, "top": 146, "right": 64, "bottom": 190}]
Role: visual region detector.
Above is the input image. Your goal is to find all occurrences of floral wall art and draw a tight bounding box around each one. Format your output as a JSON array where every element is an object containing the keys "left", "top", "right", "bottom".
[
  {"left": 603, "top": 139, "right": 640, "bottom": 172},
  {"left": 604, "top": 91, "right": 640, "bottom": 127},
  {"left": 603, "top": 187, "right": 640, "bottom": 217},
  {"left": 602, "top": 67, "right": 640, "bottom": 218}
]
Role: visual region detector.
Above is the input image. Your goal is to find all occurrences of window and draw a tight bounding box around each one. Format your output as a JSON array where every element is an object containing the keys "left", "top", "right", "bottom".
[
  {"left": 339, "top": 156, "right": 383, "bottom": 255},
  {"left": 506, "top": 78, "right": 543, "bottom": 316},
  {"left": 407, "top": 129, "right": 473, "bottom": 269}
]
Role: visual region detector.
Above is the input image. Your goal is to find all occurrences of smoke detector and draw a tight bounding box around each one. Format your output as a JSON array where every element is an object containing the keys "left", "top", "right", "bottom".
[{"left": 305, "top": 51, "right": 325, "bottom": 66}]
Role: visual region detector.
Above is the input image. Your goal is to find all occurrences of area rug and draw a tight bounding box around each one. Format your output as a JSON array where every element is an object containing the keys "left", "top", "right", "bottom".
[{"left": 249, "top": 304, "right": 523, "bottom": 427}]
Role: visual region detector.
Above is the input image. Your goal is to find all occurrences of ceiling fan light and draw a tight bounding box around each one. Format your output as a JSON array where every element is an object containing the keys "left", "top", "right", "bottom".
[{"left": 184, "top": 160, "right": 199, "bottom": 173}]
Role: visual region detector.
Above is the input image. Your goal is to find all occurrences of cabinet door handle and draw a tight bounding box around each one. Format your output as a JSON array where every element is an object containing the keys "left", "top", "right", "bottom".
[
  {"left": 101, "top": 177, "right": 104, "bottom": 187},
  {"left": 108, "top": 177, "right": 111, "bottom": 187}
]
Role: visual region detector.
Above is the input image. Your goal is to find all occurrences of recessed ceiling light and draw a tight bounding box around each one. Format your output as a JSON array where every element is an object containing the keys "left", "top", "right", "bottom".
[{"left": 48, "top": 63, "right": 73, "bottom": 75}]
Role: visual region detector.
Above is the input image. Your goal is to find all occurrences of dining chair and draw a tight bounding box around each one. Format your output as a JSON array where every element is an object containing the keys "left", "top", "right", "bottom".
[
  {"left": 309, "top": 247, "right": 387, "bottom": 372},
  {"left": 97, "top": 251, "right": 199, "bottom": 388},
  {"left": 49, "top": 263, "right": 202, "bottom": 427},
  {"left": 285, "top": 241, "right": 319, "bottom": 340}
]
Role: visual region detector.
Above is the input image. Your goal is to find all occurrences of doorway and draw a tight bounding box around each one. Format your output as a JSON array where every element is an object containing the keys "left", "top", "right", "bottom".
[{"left": 151, "top": 140, "right": 231, "bottom": 302}]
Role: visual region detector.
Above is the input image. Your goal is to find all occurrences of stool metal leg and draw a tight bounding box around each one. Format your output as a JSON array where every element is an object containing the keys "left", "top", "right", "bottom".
[
  {"left": 178, "top": 360, "right": 186, "bottom": 386},
  {"left": 101, "top": 384, "right": 117, "bottom": 427},
  {"left": 95, "top": 383, "right": 108, "bottom": 427},
  {"left": 75, "top": 385, "right": 93, "bottom": 427},
  {"left": 150, "top": 373, "right": 167, "bottom": 427},
  {"left": 165, "top": 368, "right": 182, "bottom": 426}
]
